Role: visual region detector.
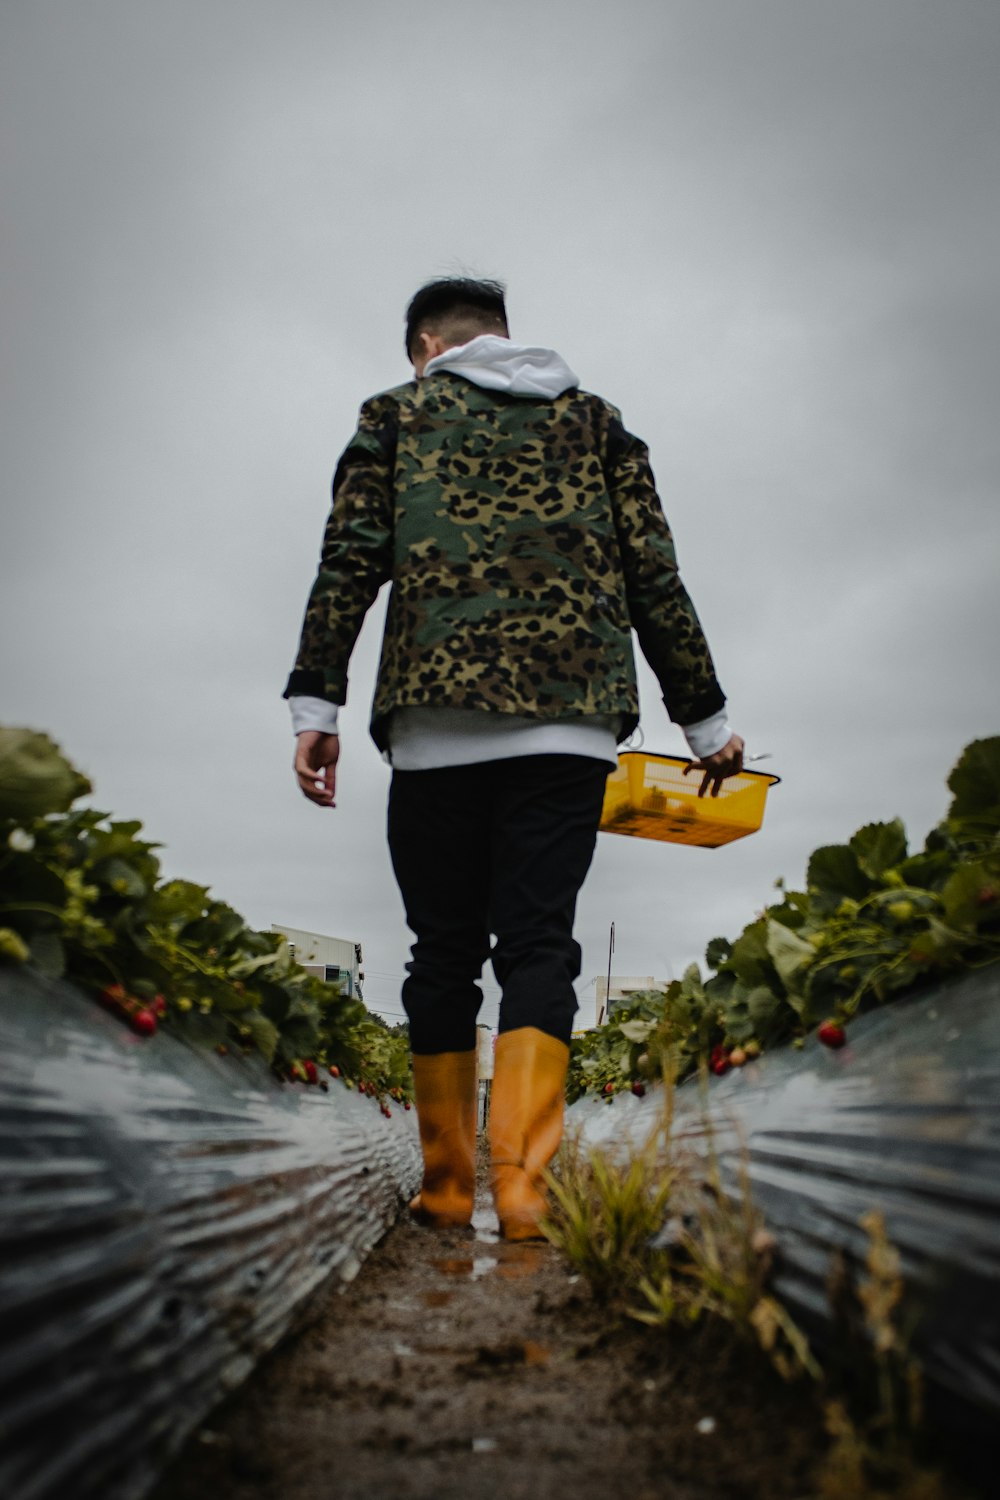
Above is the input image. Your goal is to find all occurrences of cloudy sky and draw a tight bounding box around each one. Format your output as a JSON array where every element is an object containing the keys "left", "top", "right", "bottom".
[{"left": 3, "top": 1, "right": 998, "bottom": 1029}]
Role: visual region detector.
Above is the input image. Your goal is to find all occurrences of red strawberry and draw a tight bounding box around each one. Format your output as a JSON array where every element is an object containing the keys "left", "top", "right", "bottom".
[
  {"left": 977, "top": 885, "right": 998, "bottom": 907},
  {"left": 818, "top": 1019, "right": 846, "bottom": 1048},
  {"left": 132, "top": 1009, "right": 157, "bottom": 1036},
  {"left": 603, "top": 1081, "right": 615, "bottom": 1095},
  {"left": 328, "top": 1064, "right": 341, "bottom": 1078},
  {"left": 404, "top": 1100, "right": 412, "bottom": 1110},
  {"left": 711, "top": 1058, "right": 730, "bottom": 1075},
  {"left": 152, "top": 994, "right": 167, "bottom": 1016},
  {"left": 303, "top": 1059, "right": 318, "bottom": 1084},
  {"left": 631, "top": 1082, "right": 646, "bottom": 1098}
]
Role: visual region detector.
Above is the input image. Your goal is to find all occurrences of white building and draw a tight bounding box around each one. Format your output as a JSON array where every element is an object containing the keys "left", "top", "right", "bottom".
[
  {"left": 589, "top": 974, "right": 672, "bottom": 1028},
  {"left": 271, "top": 924, "right": 364, "bottom": 1001}
]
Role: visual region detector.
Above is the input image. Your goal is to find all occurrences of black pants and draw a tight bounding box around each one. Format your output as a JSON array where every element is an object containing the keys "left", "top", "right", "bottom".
[{"left": 387, "top": 754, "right": 611, "bottom": 1055}]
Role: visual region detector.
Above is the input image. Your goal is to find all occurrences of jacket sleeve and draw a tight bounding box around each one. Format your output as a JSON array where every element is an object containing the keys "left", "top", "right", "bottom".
[
  {"left": 604, "top": 412, "right": 727, "bottom": 727},
  {"left": 282, "top": 395, "right": 396, "bottom": 706}
]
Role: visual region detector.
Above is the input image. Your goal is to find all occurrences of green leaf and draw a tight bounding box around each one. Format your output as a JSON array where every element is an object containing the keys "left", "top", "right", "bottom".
[
  {"left": 0, "top": 727, "right": 91, "bottom": 819},
  {"left": 28, "top": 929, "right": 66, "bottom": 978},
  {"left": 941, "top": 861, "right": 993, "bottom": 931},
  {"left": 618, "top": 1020, "right": 656, "bottom": 1043},
  {"left": 228, "top": 950, "right": 286, "bottom": 978},
  {"left": 746, "top": 984, "right": 784, "bottom": 1041},
  {"left": 239, "top": 1010, "right": 280, "bottom": 1064},
  {"left": 807, "top": 844, "right": 872, "bottom": 912},
  {"left": 92, "top": 856, "right": 147, "bottom": 900},
  {"left": 766, "top": 920, "right": 816, "bottom": 989},
  {"left": 849, "top": 819, "right": 908, "bottom": 881},
  {"left": 726, "top": 919, "right": 774, "bottom": 988},
  {"left": 704, "top": 936, "right": 731, "bottom": 970},
  {"left": 894, "top": 849, "right": 953, "bottom": 893},
  {"left": 947, "top": 737, "right": 1000, "bottom": 831}
]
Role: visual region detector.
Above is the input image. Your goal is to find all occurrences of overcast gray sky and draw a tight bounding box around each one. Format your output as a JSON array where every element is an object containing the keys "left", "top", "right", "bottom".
[{"left": 3, "top": 1, "right": 998, "bottom": 1028}]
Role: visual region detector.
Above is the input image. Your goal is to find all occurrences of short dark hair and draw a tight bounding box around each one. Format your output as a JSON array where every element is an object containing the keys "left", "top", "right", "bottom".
[{"left": 404, "top": 277, "right": 508, "bottom": 357}]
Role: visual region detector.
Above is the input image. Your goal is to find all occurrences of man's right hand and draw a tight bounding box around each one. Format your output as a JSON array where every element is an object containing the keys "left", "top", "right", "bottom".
[
  {"left": 294, "top": 731, "right": 340, "bottom": 807},
  {"left": 683, "top": 733, "right": 745, "bottom": 799}
]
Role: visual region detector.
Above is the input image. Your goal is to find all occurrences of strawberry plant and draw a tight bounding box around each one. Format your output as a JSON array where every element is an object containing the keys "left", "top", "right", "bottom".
[
  {"left": 0, "top": 727, "right": 412, "bottom": 1104},
  {"left": 570, "top": 737, "right": 1000, "bottom": 1102}
]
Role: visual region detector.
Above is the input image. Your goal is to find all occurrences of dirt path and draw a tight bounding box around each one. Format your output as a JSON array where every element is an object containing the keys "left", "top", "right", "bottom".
[{"left": 150, "top": 1162, "right": 830, "bottom": 1500}]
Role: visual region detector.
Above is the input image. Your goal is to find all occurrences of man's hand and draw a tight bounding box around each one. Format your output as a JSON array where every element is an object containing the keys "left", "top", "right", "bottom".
[
  {"left": 683, "top": 733, "right": 745, "bottom": 799},
  {"left": 294, "top": 731, "right": 340, "bottom": 807}
]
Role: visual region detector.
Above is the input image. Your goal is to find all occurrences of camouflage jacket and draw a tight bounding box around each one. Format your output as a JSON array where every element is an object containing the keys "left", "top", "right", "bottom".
[{"left": 284, "top": 374, "right": 725, "bottom": 753}]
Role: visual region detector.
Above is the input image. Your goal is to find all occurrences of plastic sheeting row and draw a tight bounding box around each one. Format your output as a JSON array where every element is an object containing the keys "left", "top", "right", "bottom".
[
  {"left": 0, "top": 969, "right": 422, "bottom": 1500},
  {"left": 568, "top": 964, "right": 1000, "bottom": 1434}
]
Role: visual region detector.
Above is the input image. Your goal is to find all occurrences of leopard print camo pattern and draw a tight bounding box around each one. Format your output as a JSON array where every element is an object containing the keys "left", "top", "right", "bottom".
[{"left": 285, "top": 374, "right": 725, "bottom": 751}]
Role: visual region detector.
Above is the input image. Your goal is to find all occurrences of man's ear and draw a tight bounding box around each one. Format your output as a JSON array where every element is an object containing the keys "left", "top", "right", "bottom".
[
  {"left": 421, "top": 331, "right": 448, "bottom": 360},
  {"left": 412, "top": 329, "right": 448, "bottom": 376}
]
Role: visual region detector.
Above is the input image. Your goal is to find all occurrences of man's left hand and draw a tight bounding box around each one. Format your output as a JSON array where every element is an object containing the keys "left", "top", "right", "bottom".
[{"left": 684, "top": 733, "right": 745, "bottom": 799}]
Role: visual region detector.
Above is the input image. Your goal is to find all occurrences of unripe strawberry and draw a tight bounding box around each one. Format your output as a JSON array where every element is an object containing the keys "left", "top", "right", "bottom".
[
  {"left": 743, "top": 1040, "right": 761, "bottom": 1059},
  {"left": 818, "top": 1019, "right": 846, "bottom": 1048},
  {"left": 152, "top": 994, "right": 167, "bottom": 1016},
  {"left": 977, "top": 884, "right": 998, "bottom": 907},
  {"left": 603, "top": 1081, "right": 615, "bottom": 1095},
  {"left": 329, "top": 1064, "right": 341, "bottom": 1078},
  {"left": 728, "top": 1047, "right": 747, "bottom": 1067},
  {"left": 887, "top": 900, "right": 915, "bottom": 924}
]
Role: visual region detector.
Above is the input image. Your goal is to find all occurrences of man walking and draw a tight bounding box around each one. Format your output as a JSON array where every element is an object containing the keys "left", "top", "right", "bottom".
[{"left": 285, "top": 277, "right": 742, "bottom": 1239}]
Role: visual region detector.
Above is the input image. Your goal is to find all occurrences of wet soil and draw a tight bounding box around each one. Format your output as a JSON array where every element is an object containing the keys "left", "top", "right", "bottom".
[{"left": 150, "top": 1160, "right": 837, "bottom": 1500}]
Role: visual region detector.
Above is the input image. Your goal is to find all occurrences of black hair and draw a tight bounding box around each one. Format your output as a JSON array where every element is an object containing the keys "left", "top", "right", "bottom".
[{"left": 404, "top": 277, "right": 508, "bottom": 357}]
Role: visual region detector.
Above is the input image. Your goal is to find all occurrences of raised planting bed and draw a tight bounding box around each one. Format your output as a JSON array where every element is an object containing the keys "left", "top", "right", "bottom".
[
  {"left": 568, "top": 962, "right": 1000, "bottom": 1438},
  {"left": 0, "top": 966, "right": 421, "bottom": 1500}
]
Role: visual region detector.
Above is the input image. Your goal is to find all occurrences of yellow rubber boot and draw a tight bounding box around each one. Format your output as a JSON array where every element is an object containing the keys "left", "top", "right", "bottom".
[
  {"left": 408, "top": 1050, "right": 478, "bottom": 1228},
  {"left": 489, "top": 1027, "right": 570, "bottom": 1242}
]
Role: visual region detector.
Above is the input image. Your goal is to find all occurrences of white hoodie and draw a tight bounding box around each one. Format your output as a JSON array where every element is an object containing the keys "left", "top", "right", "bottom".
[{"left": 289, "top": 336, "right": 731, "bottom": 766}]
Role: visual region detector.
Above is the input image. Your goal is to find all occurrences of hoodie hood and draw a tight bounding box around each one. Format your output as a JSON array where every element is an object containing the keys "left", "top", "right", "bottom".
[{"left": 422, "top": 334, "right": 579, "bottom": 399}]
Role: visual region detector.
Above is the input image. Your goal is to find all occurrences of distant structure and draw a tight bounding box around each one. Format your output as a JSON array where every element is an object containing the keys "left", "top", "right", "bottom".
[
  {"left": 590, "top": 974, "right": 672, "bottom": 1028},
  {"left": 271, "top": 924, "right": 363, "bottom": 1001}
]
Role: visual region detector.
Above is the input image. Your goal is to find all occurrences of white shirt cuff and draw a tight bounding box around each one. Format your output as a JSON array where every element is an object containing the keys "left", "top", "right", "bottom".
[
  {"left": 681, "top": 708, "right": 731, "bottom": 759},
  {"left": 289, "top": 696, "right": 340, "bottom": 735}
]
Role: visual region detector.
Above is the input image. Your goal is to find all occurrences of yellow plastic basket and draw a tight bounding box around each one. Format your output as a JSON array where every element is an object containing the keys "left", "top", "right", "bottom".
[{"left": 599, "top": 751, "right": 780, "bottom": 848}]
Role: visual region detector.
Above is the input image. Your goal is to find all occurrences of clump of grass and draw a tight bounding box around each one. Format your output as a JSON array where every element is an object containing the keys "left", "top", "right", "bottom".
[
  {"left": 541, "top": 1125, "right": 675, "bottom": 1299},
  {"left": 811, "top": 1211, "right": 965, "bottom": 1499},
  {"left": 545, "top": 1074, "right": 974, "bottom": 1497}
]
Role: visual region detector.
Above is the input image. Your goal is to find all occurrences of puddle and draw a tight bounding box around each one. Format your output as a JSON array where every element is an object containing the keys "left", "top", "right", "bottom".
[
  {"left": 431, "top": 1256, "right": 499, "bottom": 1281},
  {"left": 432, "top": 1257, "right": 475, "bottom": 1277},
  {"left": 471, "top": 1205, "right": 500, "bottom": 1241},
  {"left": 430, "top": 1244, "right": 548, "bottom": 1282},
  {"left": 495, "top": 1244, "right": 547, "bottom": 1279}
]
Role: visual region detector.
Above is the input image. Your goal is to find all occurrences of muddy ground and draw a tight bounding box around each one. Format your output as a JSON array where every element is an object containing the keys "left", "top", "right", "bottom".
[{"left": 150, "top": 1160, "right": 982, "bottom": 1500}]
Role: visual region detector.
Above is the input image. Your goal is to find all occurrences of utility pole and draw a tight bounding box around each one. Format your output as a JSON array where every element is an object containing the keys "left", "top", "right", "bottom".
[{"left": 599, "top": 920, "right": 615, "bottom": 1025}]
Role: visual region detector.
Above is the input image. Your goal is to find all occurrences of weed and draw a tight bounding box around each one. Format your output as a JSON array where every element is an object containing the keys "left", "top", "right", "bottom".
[
  {"left": 541, "top": 1125, "right": 675, "bottom": 1299},
  {"left": 545, "top": 1072, "right": 973, "bottom": 1497}
]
